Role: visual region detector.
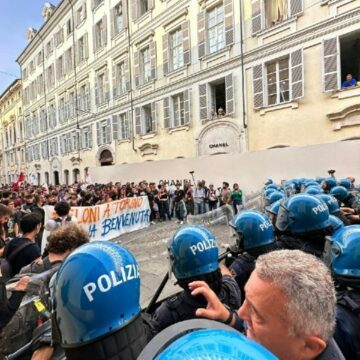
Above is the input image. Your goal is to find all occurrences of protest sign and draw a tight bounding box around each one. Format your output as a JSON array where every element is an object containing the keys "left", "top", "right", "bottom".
[{"left": 41, "top": 196, "right": 150, "bottom": 251}]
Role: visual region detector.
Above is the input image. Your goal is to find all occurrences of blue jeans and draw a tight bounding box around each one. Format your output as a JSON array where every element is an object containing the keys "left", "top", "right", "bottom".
[
  {"left": 194, "top": 201, "right": 205, "bottom": 215},
  {"left": 159, "top": 200, "right": 171, "bottom": 220},
  {"left": 233, "top": 200, "right": 242, "bottom": 215}
]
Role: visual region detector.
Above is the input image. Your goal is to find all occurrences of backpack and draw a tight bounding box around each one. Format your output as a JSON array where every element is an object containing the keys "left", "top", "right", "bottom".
[
  {"left": 0, "top": 265, "right": 60, "bottom": 359},
  {"left": 0, "top": 240, "right": 34, "bottom": 280}
]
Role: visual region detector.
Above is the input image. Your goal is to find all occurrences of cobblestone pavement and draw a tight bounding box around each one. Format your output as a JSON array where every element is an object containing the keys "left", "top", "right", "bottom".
[{"left": 113, "top": 216, "right": 234, "bottom": 308}]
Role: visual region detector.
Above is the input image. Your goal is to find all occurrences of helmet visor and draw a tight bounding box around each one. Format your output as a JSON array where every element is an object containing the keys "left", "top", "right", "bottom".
[{"left": 275, "top": 204, "right": 291, "bottom": 232}]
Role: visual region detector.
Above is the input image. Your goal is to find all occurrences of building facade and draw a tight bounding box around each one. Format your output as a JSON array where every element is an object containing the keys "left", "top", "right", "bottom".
[
  {"left": 15, "top": 0, "right": 360, "bottom": 185},
  {"left": 0, "top": 79, "right": 25, "bottom": 185}
]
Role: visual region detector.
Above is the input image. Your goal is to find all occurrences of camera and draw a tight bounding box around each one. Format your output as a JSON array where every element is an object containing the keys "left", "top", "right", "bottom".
[
  {"left": 189, "top": 171, "right": 194, "bottom": 174},
  {"left": 328, "top": 169, "right": 336, "bottom": 175}
]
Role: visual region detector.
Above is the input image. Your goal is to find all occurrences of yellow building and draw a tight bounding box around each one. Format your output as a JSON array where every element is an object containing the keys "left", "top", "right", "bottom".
[
  {"left": 245, "top": 0, "right": 360, "bottom": 150},
  {"left": 0, "top": 79, "right": 25, "bottom": 185}
]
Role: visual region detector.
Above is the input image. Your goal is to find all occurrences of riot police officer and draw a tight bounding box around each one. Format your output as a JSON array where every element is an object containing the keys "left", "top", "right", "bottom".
[
  {"left": 316, "top": 193, "right": 350, "bottom": 226},
  {"left": 324, "top": 225, "right": 360, "bottom": 360},
  {"left": 151, "top": 225, "right": 241, "bottom": 335},
  {"left": 51, "top": 241, "right": 151, "bottom": 360},
  {"left": 227, "top": 210, "right": 281, "bottom": 301},
  {"left": 275, "top": 194, "right": 333, "bottom": 258},
  {"left": 330, "top": 186, "right": 358, "bottom": 209}
]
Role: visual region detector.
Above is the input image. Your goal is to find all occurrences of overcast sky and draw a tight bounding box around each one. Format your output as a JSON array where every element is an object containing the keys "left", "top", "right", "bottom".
[{"left": 0, "top": 0, "right": 60, "bottom": 95}]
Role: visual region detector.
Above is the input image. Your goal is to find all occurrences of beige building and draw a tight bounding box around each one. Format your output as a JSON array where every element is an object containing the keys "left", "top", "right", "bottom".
[
  {"left": 245, "top": 0, "right": 360, "bottom": 149},
  {"left": 15, "top": 0, "right": 360, "bottom": 186},
  {"left": 0, "top": 79, "right": 26, "bottom": 185}
]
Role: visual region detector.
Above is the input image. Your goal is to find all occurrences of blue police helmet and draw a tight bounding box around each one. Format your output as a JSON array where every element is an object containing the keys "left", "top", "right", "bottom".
[
  {"left": 324, "top": 177, "right": 337, "bottom": 189},
  {"left": 268, "top": 191, "right": 284, "bottom": 204},
  {"left": 338, "top": 179, "right": 352, "bottom": 189},
  {"left": 265, "top": 184, "right": 279, "bottom": 191},
  {"left": 264, "top": 188, "right": 276, "bottom": 198},
  {"left": 267, "top": 199, "right": 282, "bottom": 215},
  {"left": 230, "top": 210, "right": 275, "bottom": 250},
  {"left": 324, "top": 225, "right": 360, "bottom": 283},
  {"left": 316, "top": 176, "right": 326, "bottom": 184},
  {"left": 304, "top": 186, "right": 322, "bottom": 195},
  {"left": 330, "top": 186, "right": 348, "bottom": 201},
  {"left": 328, "top": 215, "right": 344, "bottom": 232},
  {"left": 156, "top": 328, "right": 277, "bottom": 360},
  {"left": 316, "top": 194, "right": 340, "bottom": 214},
  {"left": 304, "top": 180, "right": 319, "bottom": 188},
  {"left": 168, "top": 225, "right": 218, "bottom": 279},
  {"left": 276, "top": 194, "right": 331, "bottom": 234},
  {"left": 52, "top": 241, "right": 141, "bottom": 347}
]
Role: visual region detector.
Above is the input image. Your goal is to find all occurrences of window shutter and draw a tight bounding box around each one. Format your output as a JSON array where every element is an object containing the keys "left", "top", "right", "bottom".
[
  {"left": 134, "top": 50, "right": 140, "bottom": 87},
  {"left": 104, "top": 67, "right": 109, "bottom": 102},
  {"left": 253, "top": 64, "right": 264, "bottom": 108},
  {"left": 91, "top": 0, "right": 95, "bottom": 10},
  {"left": 89, "top": 125, "right": 93, "bottom": 148},
  {"left": 125, "top": 57, "right": 130, "bottom": 91},
  {"left": 93, "top": 24, "right": 97, "bottom": 52},
  {"left": 184, "top": 89, "right": 191, "bottom": 124},
  {"left": 251, "top": 0, "right": 262, "bottom": 35},
  {"left": 95, "top": 75, "right": 99, "bottom": 105},
  {"left": 323, "top": 37, "right": 339, "bottom": 92},
  {"left": 60, "top": 135, "right": 65, "bottom": 154},
  {"left": 103, "top": 15, "right": 108, "bottom": 46},
  {"left": 111, "top": 8, "right": 115, "bottom": 39},
  {"left": 76, "top": 39, "right": 80, "bottom": 64},
  {"left": 163, "top": 97, "right": 170, "bottom": 128},
  {"left": 197, "top": 12, "right": 205, "bottom": 59},
  {"left": 123, "top": 0, "right": 128, "bottom": 29},
  {"left": 290, "top": 49, "right": 304, "bottom": 100},
  {"left": 82, "top": 2, "right": 87, "bottom": 20},
  {"left": 225, "top": 73, "right": 234, "bottom": 115},
  {"left": 112, "top": 63, "right": 117, "bottom": 98},
  {"left": 135, "top": 107, "right": 141, "bottom": 135},
  {"left": 86, "top": 83, "right": 90, "bottom": 111},
  {"left": 148, "top": 0, "right": 155, "bottom": 10},
  {"left": 150, "top": 40, "right": 157, "bottom": 80},
  {"left": 112, "top": 114, "right": 119, "bottom": 140},
  {"left": 124, "top": 112, "right": 130, "bottom": 138},
  {"left": 96, "top": 122, "right": 101, "bottom": 145},
  {"left": 151, "top": 102, "right": 157, "bottom": 131},
  {"left": 84, "top": 33, "right": 89, "bottom": 59},
  {"left": 162, "top": 34, "right": 169, "bottom": 76},
  {"left": 131, "top": 1, "right": 137, "bottom": 21},
  {"left": 199, "top": 83, "right": 208, "bottom": 121},
  {"left": 289, "top": 0, "right": 303, "bottom": 17},
  {"left": 224, "top": 0, "right": 234, "bottom": 46},
  {"left": 182, "top": 20, "right": 191, "bottom": 65},
  {"left": 106, "top": 118, "right": 111, "bottom": 143}
]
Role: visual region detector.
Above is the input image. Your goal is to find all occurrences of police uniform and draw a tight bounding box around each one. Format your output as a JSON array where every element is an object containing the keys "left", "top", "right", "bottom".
[{"left": 151, "top": 274, "right": 241, "bottom": 335}]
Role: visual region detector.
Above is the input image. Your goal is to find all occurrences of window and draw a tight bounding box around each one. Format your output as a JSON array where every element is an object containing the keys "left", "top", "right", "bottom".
[
  {"left": 265, "top": 0, "right": 288, "bottom": 27},
  {"left": 81, "top": 126, "right": 93, "bottom": 148},
  {"left": 114, "top": 2, "right": 123, "bottom": 35},
  {"left": 47, "top": 64, "right": 55, "bottom": 88},
  {"left": 37, "top": 51, "right": 43, "bottom": 66},
  {"left": 210, "top": 80, "right": 226, "bottom": 117},
  {"left": 76, "top": 5, "right": 85, "bottom": 25},
  {"left": 46, "top": 40, "right": 53, "bottom": 57},
  {"left": 66, "top": 19, "right": 73, "bottom": 36},
  {"left": 55, "top": 28, "right": 64, "bottom": 47},
  {"left": 112, "top": 113, "right": 129, "bottom": 140},
  {"left": 95, "top": 18, "right": 107, "bottom": 50},
  {"left": 32, "top": 113, "right": 39, "bottom": 137},
  {"left": 114, "top": 61, "right": 126, "bottom": 97},
  {"left": 266, "top": 57, "right": 289, "bottom": 106},
  {"left": 95, "top": 69, "right": 109, "bottom": 105},
  {"left": 48, "top": 103, "right": 57, "bottom": 128},
  {"left": 57, "top": 56, "right": 64, "bottom": 80},
  {"left": 65, "top": 47, "right": 74, "bottom": 73},
  {"left": 208, "top": 5, "right": 225, "bottom": 54},
  {"left": 172, "top": 93, "right": 185, "bottom": 127},
  {"left": 139, "top": 0, "right": 149, "bottom": 16},
  {"left": 40, "top": 107, "right": 47, "bottom": 132},
  {"left": 170, "top": 29, "right": 184, "bottom": 71},
  {"left": 96, "top": 119, "right": 111, "bottom": 145},
  {"left": 78, "top": 34, "right": 88, "bottom": 63},
  {"left": 41, "top": 141, "right": 49, "bottom": 159},
  {"left": 71, "top": 132, "right": 78, "bottom": 152},
  {"left": 29, "top": 60, "right": 35, "bottom": 74},
  {"left": 93, "top": 0, "right": 104, "bottom": 9},
  {"left": 59, "top": 97, "right": 66, "bottom": 124},
  {"left": 143, "top": 104, "right": 153, "bottom": 134},
  {"left": 340, "top": 33, "right": 360, "bottom": 90},
  {"left": 68, "top": 92, "right": 76, "bottom": 118},
  {"left": 79, "top": 83, "right": 90, "bottom": 112},
  {"left": 50, "top": 137, "right": 59, "bottom": 156},
  {"left": 141, "top": 47, "right": 151, "bottom": 84}
]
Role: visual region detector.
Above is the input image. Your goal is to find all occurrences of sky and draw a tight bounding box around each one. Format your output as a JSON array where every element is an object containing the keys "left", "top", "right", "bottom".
[{"left": 0, "top": 0, "right": 60, "bottom": 95}]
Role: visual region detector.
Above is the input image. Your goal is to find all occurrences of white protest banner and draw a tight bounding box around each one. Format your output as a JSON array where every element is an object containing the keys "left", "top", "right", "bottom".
[{"left": 41, "top": 196, "right": 150, "bottom": 251}]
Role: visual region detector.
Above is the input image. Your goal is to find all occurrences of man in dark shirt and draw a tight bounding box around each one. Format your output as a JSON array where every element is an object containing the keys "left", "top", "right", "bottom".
[{"left": 4, "top": 213, "right": 42, "bottom": 277}]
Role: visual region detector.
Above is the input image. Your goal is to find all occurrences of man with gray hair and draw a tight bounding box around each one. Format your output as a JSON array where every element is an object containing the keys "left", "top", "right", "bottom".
[{"left": 189, "top": 250, "right": 343, "bottom": 360}]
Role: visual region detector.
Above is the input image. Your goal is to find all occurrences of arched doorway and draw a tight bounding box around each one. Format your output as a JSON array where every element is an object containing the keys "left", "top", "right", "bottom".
[
  {"left": 53, "top": 171, "right": 59, "bottom": 185},
  {"left": 73, "top": 168, "right": 80, "bottom": 183},
  {"left": 64, "top": 170, "right": 69, "bottom": 185},
  {"left": 37, "top": 172, "right": 41, "bottom": 186},
  {"left": 99, "top": 149, "right": 113, "bottom": 166}
]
